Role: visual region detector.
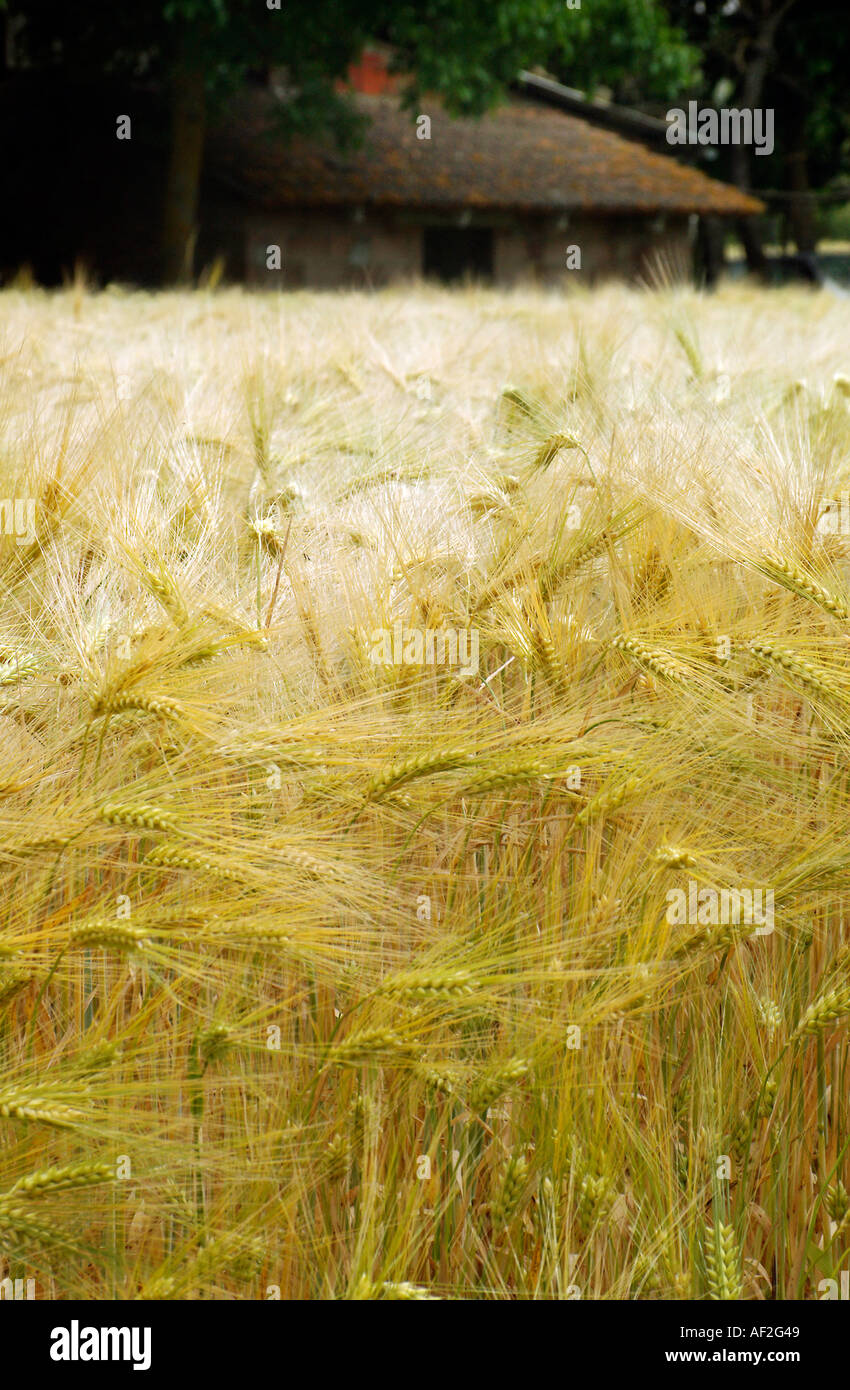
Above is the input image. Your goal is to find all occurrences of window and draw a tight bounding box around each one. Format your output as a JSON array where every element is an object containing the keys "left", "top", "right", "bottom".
[{"left": 423, "top": 227, "right": 494, "bottom": 283}]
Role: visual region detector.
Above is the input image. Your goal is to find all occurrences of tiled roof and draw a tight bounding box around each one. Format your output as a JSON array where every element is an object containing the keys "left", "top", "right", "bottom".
[{"left": 208, "top": 90, "right": 763, "bottom": 218}]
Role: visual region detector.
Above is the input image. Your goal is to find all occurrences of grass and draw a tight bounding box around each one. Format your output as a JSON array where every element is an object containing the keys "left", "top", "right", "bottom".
[{"left": 0, "top": 276, "right": 849, "bottom": 1299}]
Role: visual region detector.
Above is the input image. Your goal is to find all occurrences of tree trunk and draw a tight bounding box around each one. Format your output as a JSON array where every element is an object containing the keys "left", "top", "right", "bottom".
[
  {"left": 786, "top": 155, "right": 817, "bottom": 256},
  {"left": 784, "top": 90, "right": 817, "bottom": 255},
  {"left": 731, "top": 141, "right": 768, "bottom": 278},
  {"left": 161, "top": 63, "right": 206, "bottom": 284},
  {"left": 695, "top": 215, "right": 724, "bottom": 288},
  {"left": 728, "top": 2, "right": 796, "bottom": 278}
]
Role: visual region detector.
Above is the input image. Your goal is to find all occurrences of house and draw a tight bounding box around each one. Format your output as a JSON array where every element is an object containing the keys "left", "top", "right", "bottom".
[{"left": 199, "top": 51, "right": 763, "bottom": 288}]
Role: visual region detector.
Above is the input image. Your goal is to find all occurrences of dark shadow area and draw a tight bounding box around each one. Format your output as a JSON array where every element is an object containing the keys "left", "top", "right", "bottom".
[{"left": 423, "top": 227, "right": 494, "bottom": 284}]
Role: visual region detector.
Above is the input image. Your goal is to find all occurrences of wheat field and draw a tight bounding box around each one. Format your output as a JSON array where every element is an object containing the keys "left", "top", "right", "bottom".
[{"left": 1, "top": 277, "right": 849, "bottom": 1300}]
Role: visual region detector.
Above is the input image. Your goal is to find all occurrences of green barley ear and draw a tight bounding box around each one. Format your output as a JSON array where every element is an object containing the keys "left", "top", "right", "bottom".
[
  {"left": 672, "top": 320, "right": 703, "bottom": 379},
  {"left": 703, "top": 1222, "right": 743, "bottom": 1300},
  {"left": 0, "top": 967, "right": 35, "bottom": 1007},
  {"left": 575, "top": 1168, "right": 613, "bottom": 1232},
  {"left": 792, "top": 984, "right": 850, "bottom": 1040},
  {"left": 99, "top": 801, "right": 179, "bottom": 833},
  {"left": 458, "top": 760, "right": 572, "bottom": 797},
  {"left": 492, "top": 1152, "right": 529, "bottom": 1227},
  {"left": 825, "top": 1179, "right": 849, "bottom": 1221},
  {"left": 202, "top": 603, "right": 269, "bottom": 651},
  {"left": 630, "top": 1249, "right": 663, "bottom": 1295},
  {"left": 0, "top": 653, "right": 40, "bottom": 686},
  {"left": 326, "top": 1029, "right": 413, "bottom": 1066},
  {"left": 376, "top": 1281, "right": 440, "bottom": 1300},
  {"left": 67, "top": 922, "right": 151, "bottom": 954},
  {"left": 757, "top": 1074, "right": 779, "bottom": 1119},
  {"left": 376, "top": 967, "right": 475, "bottom": 1000},
  {"left": 530, "top": 619, "right": 569, "bottom": 693},
  {"left": 144, "top": 843, "right": 245, "bottom": 884},
  {"left": 671, "top": 922, "right": 741, "bottom": 961},
  {"left": 349, "top": 1275, "right": 439, "bottom": 1300},
  {"left": 574, "top": 775, "right": 640, "bottom": 827},
  {"left": 417, "top": 1063, "right": 460, "bottom": 1100},
  {"left": 2, "top": 1161, "right": 115, "bottom": 1200},
  {"left": 0, "top": 1204, "right": 89, "bottom": 1254},
  {"left": 198, "top": 1024, "right": 234, "bottom": 1066},
  {"left": 2, "top": 832, "right": 72, "bottom": 857},
  {"left": 349, "top": 1091, "right": 379, "bottom": 1155},
  {"left": 499, "top": 385, "right": 538, "bottom": 423},
  {"left": 631, "top": 545, "right": 672, "bottom": 611},
  {"left": 0, "top": 1084, "right": 87, "bottom": 1129},
  {"left": 755, "top": 996, "right": 782, "bottom": 1033},
  {"left": 323, "top": 1132, "right": 351, "bottom": 1181},
  {"left": 470, "top": 1057, "right": 530, "bottom": 1114},
  {"left": 135, "top": 1276, "right": 177, "bottom": 1300},
  {"left": 824, "top": 1180, "right": 850, "bottom": 1239},
  {"left": 365, "top": 747, "right": 478, "bottom": 801},
  {"left": 72, "top": 1041, "right": 123, "bottom": 1075},
  {"left": 671, "top": 1271, "right": 692, "bottom": 1299}
]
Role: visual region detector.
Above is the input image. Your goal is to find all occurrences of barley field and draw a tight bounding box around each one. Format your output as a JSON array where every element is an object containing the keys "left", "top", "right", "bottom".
[{"left": 1, "top": 278, "right": 849, "bottom": 1300}]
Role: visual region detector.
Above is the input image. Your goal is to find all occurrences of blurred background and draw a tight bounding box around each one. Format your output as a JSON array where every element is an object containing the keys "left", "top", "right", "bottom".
[{"left": 2, "top": 0, "right": 848, "bottom": 289}]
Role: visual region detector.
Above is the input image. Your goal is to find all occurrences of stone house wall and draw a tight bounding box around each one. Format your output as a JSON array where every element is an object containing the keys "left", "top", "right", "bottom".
[{"left": 223, "top": 206, "right": 694, "bottom": 288}]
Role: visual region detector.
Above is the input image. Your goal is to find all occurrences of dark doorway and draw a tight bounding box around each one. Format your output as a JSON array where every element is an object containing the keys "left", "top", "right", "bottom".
[{"left": 423, "top": 227, "right": 494, "bottom": 283}]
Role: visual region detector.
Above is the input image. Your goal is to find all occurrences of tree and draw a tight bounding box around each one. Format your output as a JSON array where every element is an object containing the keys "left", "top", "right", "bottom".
[
  {"left": 9, "top": 0, "right": 699, "bottom": 283},
  {"left": 668, "top": 0, "right": 850, "bottom": 270},
  {"left": 539, "top": 0, "right": 700, "bottom": 106}
]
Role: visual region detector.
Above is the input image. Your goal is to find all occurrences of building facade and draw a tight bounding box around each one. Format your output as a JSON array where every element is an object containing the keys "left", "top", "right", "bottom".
[{"left": 199, "top": 57, "right": 762, "bottom": 288}]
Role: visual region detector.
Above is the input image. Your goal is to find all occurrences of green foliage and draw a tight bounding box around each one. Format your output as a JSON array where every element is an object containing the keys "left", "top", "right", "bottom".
[
  {"left": 13, "top": 0, "right": 698, "bottom": 124},
  {"left": 669, "top": 0, "right": 850, "bottom": 187},
  {"left": 542, "top": 0, "right": 700, "bottom": 105}
]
